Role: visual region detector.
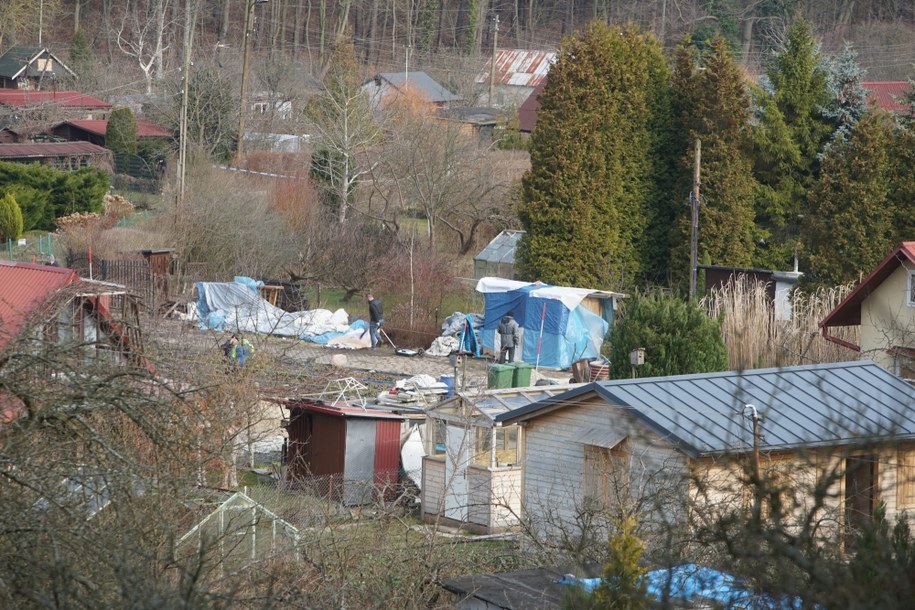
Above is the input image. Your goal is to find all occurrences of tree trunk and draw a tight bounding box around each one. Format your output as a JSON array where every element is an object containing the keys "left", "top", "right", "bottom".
[
  {"left": 368, "top": 0, "right": 380, "bottom": 62},
  {"left": 74, "top": 0, "right": 81, "bottom": 33}
]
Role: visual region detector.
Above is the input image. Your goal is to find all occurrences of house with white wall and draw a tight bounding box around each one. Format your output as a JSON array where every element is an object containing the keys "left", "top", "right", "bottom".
[{"left": 821, "top": 242, "right": 915, "bottom": 377}]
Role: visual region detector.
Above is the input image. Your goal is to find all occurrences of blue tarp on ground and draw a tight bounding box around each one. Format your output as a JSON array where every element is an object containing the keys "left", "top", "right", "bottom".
[
  {"left": 557, "top": 564, "right": 808, "bottom": 609},
  {"left": 476, "top": 277, "right": 615, "bottom": 369}
]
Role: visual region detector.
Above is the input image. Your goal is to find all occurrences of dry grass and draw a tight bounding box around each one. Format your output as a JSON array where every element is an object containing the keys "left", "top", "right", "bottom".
[{"left": 701, "top": 275, "right": 860, "bottom": 370}]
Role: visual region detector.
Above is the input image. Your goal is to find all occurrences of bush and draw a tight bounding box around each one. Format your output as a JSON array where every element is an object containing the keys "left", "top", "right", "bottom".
[
  {"left": 0, "top": 162, "right": 107, "bottom": 231},
  {"left": 0, "top": 192, "right": 24, "bottom": 242},
  {"left": 607, "top": 291, "right": 728, "bottom": 378},
  {"left": 107, "top": 107, "right": 138, "bottom": 155}
]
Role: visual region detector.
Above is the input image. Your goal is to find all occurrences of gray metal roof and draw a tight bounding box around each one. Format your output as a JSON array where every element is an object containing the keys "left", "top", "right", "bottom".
[
  {"left": 497, "top": 361, "right": 915, "bottom": 457},
  {"left": 474, "top": 230, "right": 525, "bottom": 265},
  {"left": 373, "top": 71, "right": 463, "bottom": 103}
]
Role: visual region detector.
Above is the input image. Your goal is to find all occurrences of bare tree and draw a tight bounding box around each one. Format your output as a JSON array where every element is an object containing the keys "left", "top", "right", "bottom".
[{"left": 116, "top": 0, "right": 173, "bottom": 94}]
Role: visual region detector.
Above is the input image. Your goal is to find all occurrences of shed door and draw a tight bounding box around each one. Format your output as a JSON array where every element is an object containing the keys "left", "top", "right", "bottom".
[{"left": 444, "top": 425, "right": 470, "bottom": 521}]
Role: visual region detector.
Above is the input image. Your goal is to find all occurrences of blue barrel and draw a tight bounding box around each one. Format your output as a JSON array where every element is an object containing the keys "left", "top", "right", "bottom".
[{"left": 439, "top": 375, "right": 455, "bottom": 398}]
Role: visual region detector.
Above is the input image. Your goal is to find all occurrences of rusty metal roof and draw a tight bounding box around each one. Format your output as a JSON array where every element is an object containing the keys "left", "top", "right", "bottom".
[
  {"left": 476, "top": 50, "right": 555, "bottom": 88},
  {"left": 63, "top": 119, "right": 174, "bottom": 138},
  {"left": 0, "top": 90, "right": 111, "bottom": 108},
  {"left": 0, "top": 142, "right": 110, "bottom": 158},
  {"left": 0, "top": 261, "right": 77, "bottom": 350}
]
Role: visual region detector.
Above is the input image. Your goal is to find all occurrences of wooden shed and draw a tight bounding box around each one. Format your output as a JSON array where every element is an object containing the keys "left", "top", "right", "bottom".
[
  {"left": 422, "top": 385, "right": 575, "bottom": 533},
  {"left": 283, "top": 399, "right": 404, "bottom": 506}
]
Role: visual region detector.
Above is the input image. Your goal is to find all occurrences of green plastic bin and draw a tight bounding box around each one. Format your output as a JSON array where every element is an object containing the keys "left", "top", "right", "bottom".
[
  {"left": 512, "top": 363, "right": 534, "bottom": 387},
  {"left": 488, "top": 364, "right": 514, "bottom": 389}
]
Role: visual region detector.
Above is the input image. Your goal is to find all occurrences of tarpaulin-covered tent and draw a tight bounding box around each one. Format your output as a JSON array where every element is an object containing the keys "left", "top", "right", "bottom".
[{"left": 475, "top": 277, "right": 624, "bottom": 369}]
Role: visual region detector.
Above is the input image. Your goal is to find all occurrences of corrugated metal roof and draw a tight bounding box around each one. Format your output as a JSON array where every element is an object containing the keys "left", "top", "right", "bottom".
[
  {"left": 0, "top": 142, "right": 110, "bottom": 158},
  {"left": 0, "top": 261, "right": 77, "bottom": 350},
  {"left": 476, "top": 50, "right": 555, "bottom": 87},
  {"left": 498, "top": 361, "right": 915, "bottom": 456},
  {"left": 374, "top": 72, "right": 463, "bottom": 103},
  {"left": 285, "top": 399, "right": 405, "bottom": 420},
  {"left": 474, "top": 230, "right": 525, "bottom": 265},
  {"left": 821, "top": 242, "right": 915, "bottom": 328},
  {"left": 64, "top": 119, "right": 174, "bottom": 138},
  {"left": 862, "top": 81, "right": 911, "bottom": 114},
  {"left": 0, "top": 90, "right": 111, "bottom": 108}
]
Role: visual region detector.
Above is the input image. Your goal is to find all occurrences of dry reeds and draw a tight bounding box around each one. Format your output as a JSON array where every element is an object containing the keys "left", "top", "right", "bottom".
[{"left": 701, "top": 274, "right": 859, "bottom": 370}]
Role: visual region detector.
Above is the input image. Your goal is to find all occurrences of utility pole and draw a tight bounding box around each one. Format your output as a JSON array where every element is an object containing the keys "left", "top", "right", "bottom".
[
  {"left": 236, "top": 0, "right": 268, "bottom": 166},
  {"left": 177, "top": 0, "right": 200, "bottom": 205},
  {"left": 489, "top": 15, "right": 499, "bottom": 107},
  {"left": 689, "top": 138, "right": 701, "bottom": 300}
]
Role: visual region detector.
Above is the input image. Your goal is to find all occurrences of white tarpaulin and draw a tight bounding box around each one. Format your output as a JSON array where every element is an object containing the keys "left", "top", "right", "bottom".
[
  {"left": 475, "top": 276, "right": 598, "bottom": 312},
  {"left": 195, "top": 280, "right": 355, "bottom": 341}
]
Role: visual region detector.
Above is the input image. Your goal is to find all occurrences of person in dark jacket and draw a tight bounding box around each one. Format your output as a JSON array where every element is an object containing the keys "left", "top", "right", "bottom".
[
  {"left": 367, "top": 293, "right": 384, "bottom": 350},
  {"left": 498, "top": 311, "right": 521, "bottom": 363}
]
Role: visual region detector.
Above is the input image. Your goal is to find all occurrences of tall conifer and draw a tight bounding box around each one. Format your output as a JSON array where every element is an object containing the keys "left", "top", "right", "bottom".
[{"left": 518, "top": 22, "right": 672, "bottom": 289}]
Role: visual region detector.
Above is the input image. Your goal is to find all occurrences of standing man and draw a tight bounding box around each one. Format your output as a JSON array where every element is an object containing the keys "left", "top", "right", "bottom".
[
  {"left": 498, "top": 311, "right": 521, "bottom": 363},
  {"left": 367, "top": 293, "right": 384, "bottom": 350}
]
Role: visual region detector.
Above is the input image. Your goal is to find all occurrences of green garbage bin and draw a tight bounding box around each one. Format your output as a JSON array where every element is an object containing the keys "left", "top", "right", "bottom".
[
  {"left": 488, "top": 364, "right": 514, "bottom": 389},
  {"left": 512, "top": 363, "right": 534, "bottom": 387}
]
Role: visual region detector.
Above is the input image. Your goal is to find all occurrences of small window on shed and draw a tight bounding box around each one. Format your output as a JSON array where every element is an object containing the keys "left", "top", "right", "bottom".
[
  {"left": 583, "top": 440, "right": 628, "bottom": 510},
  {"left": 430, "top": 419, "right": 446, "bottom": 456},
  {"left": 908, "top": 271, "right": 915, "bottom": 306},
  {"left": 897, "top": 449, "right": 915, "bottom": 511}
]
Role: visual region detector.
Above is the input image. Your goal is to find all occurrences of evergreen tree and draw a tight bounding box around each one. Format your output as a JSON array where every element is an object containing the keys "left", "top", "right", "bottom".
[
  {"left": 801, "top": 112, "right": 896, "bottom": 287},
  {"left": 821, "top": 43, "right": 869, "bottom": 148},
  {"left": 184, "top": 68, "right": 237, "bottom": 162},
  {"left": 669, "top": 37, "right": 757, "bottom": 286},
  {"left": 518, "top": 22, "right": 673, "bottom": 289},
  {"left": 751, "top": 18, "right": 832, "bottom": 269},
  {"left": 106, "top": 107, "right": 138, "bottom": 155},
  {"left": 594, "top": 517, "right": 649, "bottom": 610},
  {"left": 70, "top": 29, "right": 92, "bottom": 66},
  {"left": 0, "top": 192, "right": 23, "bottom": 242},
  {"left": 607, "top": 291, "right": 728, "bottom": 378}
]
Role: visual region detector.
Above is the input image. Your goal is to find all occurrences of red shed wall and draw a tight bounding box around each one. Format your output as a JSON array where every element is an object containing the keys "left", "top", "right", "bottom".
[{"left": 374, "top": 419, "right": 402, "bottom": 501}]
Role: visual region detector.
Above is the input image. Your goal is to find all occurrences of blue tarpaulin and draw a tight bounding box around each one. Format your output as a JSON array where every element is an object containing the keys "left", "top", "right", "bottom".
[
  {"left": 476, "top": 277, "right": 618, "bottom": 369},
  {"left": 556, "top": 564, "right": 809, "bottom": 609}
]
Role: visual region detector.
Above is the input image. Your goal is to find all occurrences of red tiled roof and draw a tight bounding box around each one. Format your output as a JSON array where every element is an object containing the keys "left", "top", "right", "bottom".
[
  {"left": 64, "top": 119, "right": 174, "bottom": 138},
  {"left": 820, "top": 242, "right": 915, "bottom": 328},
  {"left": 518, "top": 82, "right": 544, "bottom": 132},
  {"left": 861, "top": 81, "right": 911, "bottom": 114},
  {"left": 0, "top": 142, "right": 110, "bottom": 158},
  {"left": 0, "top": 89, "right": 111, "bottom": 109},
  {"left": 0, "top": 261, "right": 78, "bottom": 350}
]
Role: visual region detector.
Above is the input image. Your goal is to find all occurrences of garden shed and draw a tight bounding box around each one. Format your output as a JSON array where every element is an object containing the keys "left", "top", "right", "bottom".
[
  {"left": 422, "top": 385, "right": 575, "bottom": 533},
  {"left": 473, "top": 230, "right": 525, "bottom": 280},
  {"left": 282, "top": 399, "right": 404, "bottom": 506}
]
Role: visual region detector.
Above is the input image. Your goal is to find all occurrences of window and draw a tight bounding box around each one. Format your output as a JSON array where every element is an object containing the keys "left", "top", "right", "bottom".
[
  {"left": 430, "top": 419, "right": 446, "bottom": 456},
  {"left": 897, "top": 449, "right": 915, "bottom": 511},
  {"left": 583, "top": 441, "right": 628, "bottom": 509},
  {"left": 908, "top": 271, "right": 915, "bottom": 306},
  {"left": 472, "top": 426, "right": 520, "bottom": 468}
]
